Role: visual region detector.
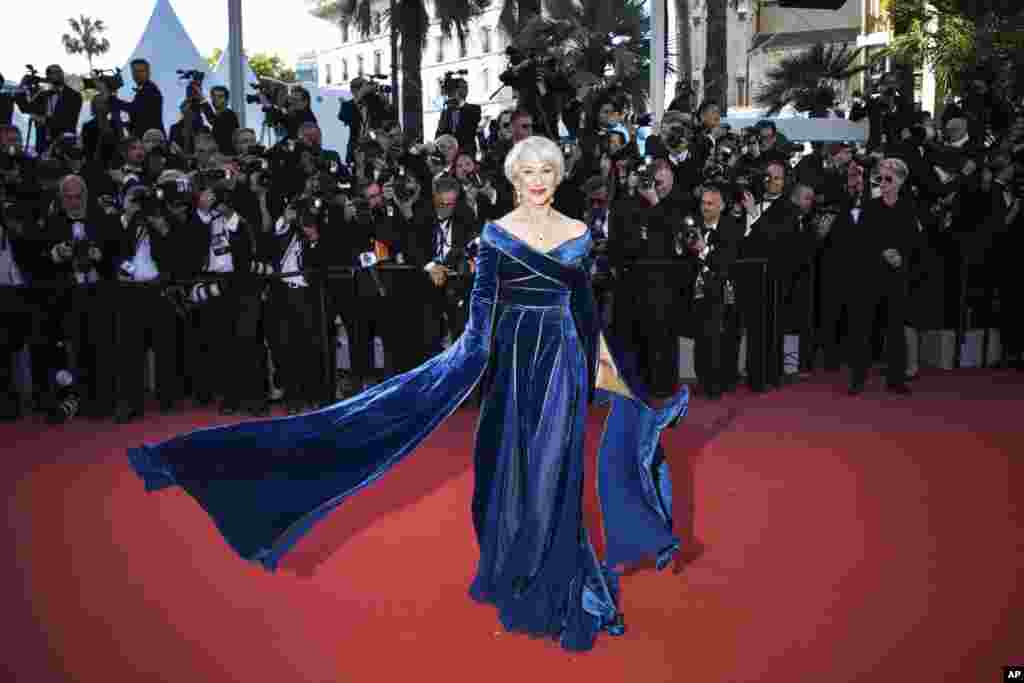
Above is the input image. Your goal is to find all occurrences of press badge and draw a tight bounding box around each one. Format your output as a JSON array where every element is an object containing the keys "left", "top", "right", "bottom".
[{"left": 359, "top": 251, "right": 379, "bottom": 268}]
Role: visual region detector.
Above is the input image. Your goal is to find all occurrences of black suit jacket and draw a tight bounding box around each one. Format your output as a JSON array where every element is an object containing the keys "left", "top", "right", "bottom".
[
  {"left": 30, "top": 210, "right": 120, "bottom": 282},
  {"left": 436, "top": 103, "right": 482, "bottom": 158},
  {"left": 127, "top": 81, "right": 164, "bottom": 138},
  {"left": 0, "top": 93, "right": 14, "bottom": 126},
  {"left": 16, "top": 86, "right": 83, "bottom": 143},
  {"left": 201, "top": 104, "right": 241, "bottom": 155}
]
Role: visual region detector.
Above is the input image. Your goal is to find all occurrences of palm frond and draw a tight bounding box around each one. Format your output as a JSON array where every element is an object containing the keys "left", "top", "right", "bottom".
[{"left": 755, "top": 41, "right": 864, "bottom": 115}]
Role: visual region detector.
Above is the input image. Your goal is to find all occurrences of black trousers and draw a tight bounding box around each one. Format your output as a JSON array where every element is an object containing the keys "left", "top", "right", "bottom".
[
  {"left": 114, "top": 285, "right": 182, "bottom": 411},
  {"left": 0, "top": 286, "right": 31, "bottom": 416},
  {"left": 688, "top": 294, "right": 740, "bottom": 393},
  {"left": 190, "top": 286, "right": 265, "bottom": 406},
  {"left": 633, "top": 300, "right": 680, "bottom": 395},
  {"left": 63, "top": 284, "right": 117, "bottom": 416},
  {"left": 269, "top": 283, "right": 325, "bottom": 404},
  {"left": 848, "top": 270, "right": 907, "bottom": 386},
  {"left": 737, "top": 269, "right": 780, "bottom": 390},
  {"left": 817, "top": 274, "right": 851, "bottom": 370}
]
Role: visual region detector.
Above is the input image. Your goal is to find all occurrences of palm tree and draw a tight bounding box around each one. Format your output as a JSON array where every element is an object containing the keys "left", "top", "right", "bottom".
[
  {"left": 675, "top": 0, "right": 692, "bottom": 95},
  {"left": 756, "top": 42, "right": 867, "bottom": 118},
  {"left": 703, "top": 0, "right": 727, "bottom": 112},
  {"left": 309, "top": 0, "right": 484, "bottom": 141},
  {"left": 61, "top": 15, "right": 111, "bottom": 73},
  {"left": 532, "top": 0, "right": 654, "bottom": 110}
]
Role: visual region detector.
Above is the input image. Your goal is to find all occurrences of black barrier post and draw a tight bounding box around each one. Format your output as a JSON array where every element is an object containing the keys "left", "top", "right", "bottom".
[{"left": 955, "top": 253, "right": 968, "bottom": 369}]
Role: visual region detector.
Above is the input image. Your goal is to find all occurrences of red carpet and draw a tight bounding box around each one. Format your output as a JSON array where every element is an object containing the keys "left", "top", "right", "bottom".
[{"left": 1, "top": 369, "right": 1022, "bottom": 682}]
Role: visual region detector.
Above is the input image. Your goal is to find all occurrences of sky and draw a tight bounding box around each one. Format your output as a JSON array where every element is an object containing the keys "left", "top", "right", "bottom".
[{"left": 0, "top": 0, "right": 341, "bottom": 81}]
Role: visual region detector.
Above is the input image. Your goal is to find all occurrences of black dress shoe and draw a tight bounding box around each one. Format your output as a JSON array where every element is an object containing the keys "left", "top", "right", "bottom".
[
  {"left": 159, "top": 399, "right": 178, "bottom": 414},
  {"left": 219, "top": 402, "right": 238, "bottom": 416},
  {"left": 848, "top": 381, "right": 865, "bottom": 396},
  {"left": 115, "top": 406, "right": 141, "bottom": 424},
  {"left": 886, "top": 382, "right": 912, "bottom": 395},
  {"left": 245, "top": 401, "right": 270, "bottom": 417}
]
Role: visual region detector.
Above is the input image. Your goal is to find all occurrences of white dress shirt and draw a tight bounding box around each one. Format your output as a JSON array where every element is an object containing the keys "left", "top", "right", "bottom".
[{"left": 199, "top": 209, "right": 238, "bottom": 274}]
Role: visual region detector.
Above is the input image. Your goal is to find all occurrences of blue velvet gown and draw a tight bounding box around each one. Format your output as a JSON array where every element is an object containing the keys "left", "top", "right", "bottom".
[{"left": 129, "top": 221, "right": 689, "bottom": 652}]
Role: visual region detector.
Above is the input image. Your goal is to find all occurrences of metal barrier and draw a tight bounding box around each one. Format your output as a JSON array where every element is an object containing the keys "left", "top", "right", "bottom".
[{"left": 3, "top": 260, "right": 786, "bottom": 406}]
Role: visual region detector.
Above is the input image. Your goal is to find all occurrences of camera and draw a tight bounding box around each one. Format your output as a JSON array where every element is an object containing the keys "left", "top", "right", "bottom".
[
  {"left": 245, "top": 82, "right": 268, "bottom": 105},
  {"left": 427, "top": 148, "right": 447, "bottom": 166},
  {"left": 633, "top": 156, "right": 656, "bottom": 190},
  {"left": 441, "top": 69, "right": 469, "bottom": 98},
  {"left": 82, "top": 67, "right": 124, "bottom": 92},
  {"left": 177, "top": 69, "right": 205, "bottom": 106},
  {"left": 19, "top": 65, "right": 44, "bottom": 94},
  {"left": 369, "top": 73, "right": 393, "bottom": 95}
]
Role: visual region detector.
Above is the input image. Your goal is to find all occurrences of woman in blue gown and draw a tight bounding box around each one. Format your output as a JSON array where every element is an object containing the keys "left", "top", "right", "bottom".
[{"left": 128, "top": 136, "right": 689, "bottom": 652}]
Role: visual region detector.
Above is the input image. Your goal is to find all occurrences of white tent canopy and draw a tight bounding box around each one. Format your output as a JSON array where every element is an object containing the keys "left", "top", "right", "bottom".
[{"left": 117, "top": 0, "right": 210, "bottom": 136}]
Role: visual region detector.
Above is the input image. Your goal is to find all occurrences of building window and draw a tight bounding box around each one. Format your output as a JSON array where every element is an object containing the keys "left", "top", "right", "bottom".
[
  {"left": 341, "top": 22, "right": 349, "bottom": 43},
  {"left": 325, "top": 63, "right": 333, "bottom": 85},
  {"left": 737, "top": 76, "right": 746, "bottom": 106},
  {"left": 374, "top": 51, "right": 383, "bottom": 75},
  {"left": 373, "top": 12, "right": 382, "bottom": 35},
  {"left": 481, "top": 27, "right": 492, "bottom": 54},
  {"left": 482, "top": 68, "right": 489, "bottom": 95},
  {"left": 459, "top": 37, "right": 468, "bottom": 59},
  {"left": 341, "top": 58, "right": 349, "bottom": 82},
  {"left": 357, "top": 55, "right": 365, "bottom": 77},
  {"left": 436, "top": 36, "right": 445, "bottom": 63}
]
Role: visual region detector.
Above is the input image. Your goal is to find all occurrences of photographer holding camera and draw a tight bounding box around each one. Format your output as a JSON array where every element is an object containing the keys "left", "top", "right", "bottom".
[
  {"left": 498, "top": 47, "right": 573, "bottom": 140},
  {"left": 436, "top": 75, "right": 481, "bottom": 160},
  {"left": 183, "top": 166, "right": 268, "bottom": 416},
  {"left": 339, "top": 76, "right": 391, "bottom": 164},
  {"left": 125, "top": 59, "right": 164, "bottom": 138},
  {"left": 199, "top": 85, "right": 240, "bottom": 155},
  {"left": 15, "top": 65, "right": 82, "bottom": 155},
  {"left": 31, "top": 174, "right": 120, "bottom": 420},
  {"left": 612, "top": 158, "right": 694, "bottom": 395},
  {"left": 110, "top": 180, "right": 193, "bottom": 421},
  {"left": 268, "top": 195, "right": 333, "bottom": 413}
]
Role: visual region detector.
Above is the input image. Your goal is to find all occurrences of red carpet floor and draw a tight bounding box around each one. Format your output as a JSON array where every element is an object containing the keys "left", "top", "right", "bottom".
[{"left": 1, "top": 369, "right": 1022, "bottom": 682}]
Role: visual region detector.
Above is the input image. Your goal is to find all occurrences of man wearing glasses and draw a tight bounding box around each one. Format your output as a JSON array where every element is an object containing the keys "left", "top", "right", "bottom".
[{"left": 846, "top": 157, "right": 919, "bottom": 396}]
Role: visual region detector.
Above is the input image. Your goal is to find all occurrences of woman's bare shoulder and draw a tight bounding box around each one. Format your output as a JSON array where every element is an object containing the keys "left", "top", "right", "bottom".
[{"left": 557, "top": 213, "right": 588, "bottom": 240}]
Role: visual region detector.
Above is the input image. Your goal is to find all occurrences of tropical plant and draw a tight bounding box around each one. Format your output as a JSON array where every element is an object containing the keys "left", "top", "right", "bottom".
[
  {"left": 61, "top": 15, "right": 111, "bottom": 72},
  {"left": 703, "top": 0, "right": 727, "bottom": 112},
  {"left": 516, "top": 0, "right": 654, "bottom": 111},
  {"left": 309, "top": 0, "right": 485, "bottom": 140},
  {"left": 248, "top": 53, "right": 298, "bottom": 83},
  {"left": 206, "top": 48, "right": 224, "bottom": 71},
  {"left": 756, "top": 42, "right": 867, "bottom": 117}
]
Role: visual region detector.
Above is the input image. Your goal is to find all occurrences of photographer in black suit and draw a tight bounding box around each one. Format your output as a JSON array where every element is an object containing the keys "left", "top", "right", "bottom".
[
  {"left": 683, "top": 185, "right": 744, "bottom": 399},
  {"left": 436, "top": 77, "right": 482, "bottom": 160},
  {"left": 339, "top": 77, "right": 390, "bottom": 164},
  {"left": 200, "top": 85, "right": 240, "bottom": 155},
  {"left": 615, "top": 159, "right": 694, "bottom": 396},
  {"left": 414, "top": 176, "right": 475, "bottom": 358},
  {"left": 15, "top": 65, "right": 83, "bottom": 154},
  {"left": 126, "top": 59, "right": 164, "bottom": 138}
]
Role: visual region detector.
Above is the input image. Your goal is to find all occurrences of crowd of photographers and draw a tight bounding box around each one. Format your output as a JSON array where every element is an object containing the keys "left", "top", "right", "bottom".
[{"left": 1, "top": 54, "right": 1022, "bottom": 424}]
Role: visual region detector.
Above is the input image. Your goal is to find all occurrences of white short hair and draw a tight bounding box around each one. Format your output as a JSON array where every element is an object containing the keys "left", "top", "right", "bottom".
[
  {"left": 880, "top": 157, "right": 909, "bottom": 183},
  {"left": 504, "top": 136, "right": 564, "bottom": 185}
]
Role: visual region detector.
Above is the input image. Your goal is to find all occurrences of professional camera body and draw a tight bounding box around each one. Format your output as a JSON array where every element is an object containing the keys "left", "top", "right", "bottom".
[
  {"left": 83, "top": 68, "right": 124, "bottom": 93},
  {"left": 177, "top": 69, "right": 206, "bottom": 107},
  {"left": 368, "top": 73, "right": 393, "bottom": 95},
  {"left": 441, "top": 69, "right": 469, "bottom": 100},
  {"left": 18, "top": 65, "right": 45, "bottom": 96},
  {"left": 632, "top": 156, "right": 657, "bottom": 190}
]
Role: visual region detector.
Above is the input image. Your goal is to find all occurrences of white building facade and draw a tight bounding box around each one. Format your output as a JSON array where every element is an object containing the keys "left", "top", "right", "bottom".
[{"left": 314, "top": 1, "right": 515, "bottom": 138}]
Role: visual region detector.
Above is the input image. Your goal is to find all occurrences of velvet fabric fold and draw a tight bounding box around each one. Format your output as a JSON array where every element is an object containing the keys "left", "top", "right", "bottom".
[{"left": 127, "top": 221, "right": 688, "bottom": 651}]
